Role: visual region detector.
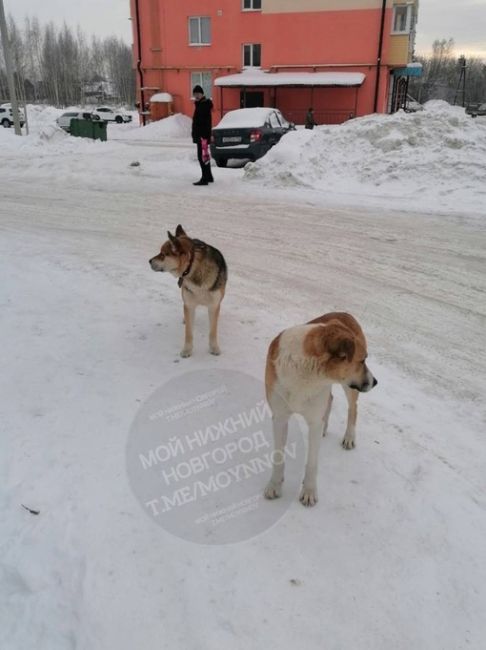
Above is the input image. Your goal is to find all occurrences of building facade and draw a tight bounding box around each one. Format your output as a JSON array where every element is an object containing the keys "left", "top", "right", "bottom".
[{"left": 130, "top": 0, "right": 419, "bottom": 125}]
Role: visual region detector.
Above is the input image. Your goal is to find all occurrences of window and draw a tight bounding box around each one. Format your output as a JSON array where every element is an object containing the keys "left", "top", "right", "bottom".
[
  {"left": 242, "top": 0, "right": 262, "bottom": 10},
  {"left": 243, "top": 44, "right": 261, "bottom": 67},
  {"left": 269, "top": 112, "right": 281, "bottom": 128},
  {"left": 392, "top": 5, "right": 412, "bottom": 34},
  {"left": 276, "top": 110, "right": 290, "bottom": 128},
  {"left": 191, "top": 72, "right": 212, "bottom": 99},
  {"left": 188, "top": 17, "right": 211, "bottom": 45}
]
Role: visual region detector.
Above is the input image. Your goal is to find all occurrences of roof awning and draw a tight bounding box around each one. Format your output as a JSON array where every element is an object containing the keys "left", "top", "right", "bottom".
[
  {"left": 215, "top": 70, "right": 366, "bottom": 88},
  {"left": 393, "top": 64, "right": 423, "bottom": 77}
]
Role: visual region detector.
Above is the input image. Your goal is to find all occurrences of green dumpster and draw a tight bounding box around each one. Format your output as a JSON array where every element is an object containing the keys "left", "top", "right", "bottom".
[{"left": 70, "top": 118, "right": 107, "bottom": 141}]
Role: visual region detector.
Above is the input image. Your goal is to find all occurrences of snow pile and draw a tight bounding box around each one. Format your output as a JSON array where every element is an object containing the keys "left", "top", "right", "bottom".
[
  {"left": 245, "top": 101, "right": 486, "bottom": 212},
  {"left": 0, "top": 120, "right": 105, "bottom": 154},
  {"left": 0, "top": 103, "right": 124, "bottom": 154},
  {"left": 0, "top": 122, "right": 69, "bottom": 152},
  {"left": 24, "top": 104, "right": 64, "bottom": 133},
  {"left": 0, "top": 104, "right": 78, "bottom": 150},
  {"left": 121, "top": 113, "right": 192, "bottom": 140}
]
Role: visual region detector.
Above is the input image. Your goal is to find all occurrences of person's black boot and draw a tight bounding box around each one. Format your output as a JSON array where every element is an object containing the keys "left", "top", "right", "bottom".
[{"left": 193, "top": 180, "right": 208, "bottom": 186}]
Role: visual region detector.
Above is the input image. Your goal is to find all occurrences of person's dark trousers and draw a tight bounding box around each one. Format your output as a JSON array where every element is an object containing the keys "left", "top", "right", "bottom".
[{"left": 196, "top": 139, "right": 214, "bottom": 184}]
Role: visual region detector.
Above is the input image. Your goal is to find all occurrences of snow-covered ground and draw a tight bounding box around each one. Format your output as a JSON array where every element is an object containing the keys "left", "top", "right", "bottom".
[
  {"left": 1, "top": 104, "right": 485, "bottom": 650},
  {"left": 246, "top": 100, "right": 486, "bottom": 217}
]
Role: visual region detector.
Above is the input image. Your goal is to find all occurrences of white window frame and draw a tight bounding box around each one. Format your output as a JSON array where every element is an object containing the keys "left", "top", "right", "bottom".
[
  {"left": 188, "top": 16, "right": 211, "bottom": 46},
  {"left": 242, "top": 43, "right": 262, "bottom": 68},
  {"left": 242, "top": 0, "right": 262, "bottom": 11},
  {"left": 191, "top": 72, "right": 212, "bottom": 99},
  {"left": 391, "top": 4, "right": 413, "bottom": 35}
]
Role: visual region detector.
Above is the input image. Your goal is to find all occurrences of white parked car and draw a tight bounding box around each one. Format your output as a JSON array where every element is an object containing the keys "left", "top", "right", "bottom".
[
  {"left": 0, "top": 104, "right": 25, "bottom": 128},
  {"left": 56, "top": 111, "right": 100, "bottom": 131},
  {"left": 92, "top": 106, "right": 132, "bottom": 123}
]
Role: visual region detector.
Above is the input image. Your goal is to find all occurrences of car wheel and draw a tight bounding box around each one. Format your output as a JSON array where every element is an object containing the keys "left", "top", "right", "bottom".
[
  {"left": 215, "top": 158, "right": 228, "bottom": 168},
  {"left": 115, "top": 115, "right": 123, "bottom": 124},
  {"left": 2, "top": 118, "right": 11, "bottom": 128}
]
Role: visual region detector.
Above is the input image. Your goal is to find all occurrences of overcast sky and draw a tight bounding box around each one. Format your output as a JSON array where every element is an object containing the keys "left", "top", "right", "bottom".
[{"left": 6, "top": 0, "right": 486, "bottom": 58}]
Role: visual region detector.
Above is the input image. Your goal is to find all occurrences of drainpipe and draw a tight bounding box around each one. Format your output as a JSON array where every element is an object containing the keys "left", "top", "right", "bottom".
[
  {"left": 134, "top": 0, "right": 146, "bottom": 125},
  {"left": 373, "top": 0, "right": 387, "bottom": 113}
]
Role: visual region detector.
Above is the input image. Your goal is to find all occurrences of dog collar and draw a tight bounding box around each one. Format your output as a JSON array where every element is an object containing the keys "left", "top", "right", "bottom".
[{"left": 178, "top": 239, "right": 207, "bottom": 288}]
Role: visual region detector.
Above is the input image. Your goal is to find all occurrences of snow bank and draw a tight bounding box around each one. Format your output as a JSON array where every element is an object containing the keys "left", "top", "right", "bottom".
[
  {"left": 0, "top": 104, "right": 120, "bottom": 156},
  {"left": 25, "top": 104, "right": 64, "bottom": 133},
  {"left": 245, "top": 101, "right": 486, "bottom": 212},
  {"left": 121, "top": 113, "right": 192, "bottom": 140},
  {"left": 0, "top": 120, "right": 108, "bottom": 155}
]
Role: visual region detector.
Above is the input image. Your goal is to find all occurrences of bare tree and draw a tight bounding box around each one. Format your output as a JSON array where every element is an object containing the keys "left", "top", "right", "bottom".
[
  {"left": 0, "top": 13, "right": 135, "bottom": 107},
  {"left": 103, "top": 36, "right": 136, "bottom": 104},
  {"left": 410, "top": 39, "right": 486, "bottom": 106}
]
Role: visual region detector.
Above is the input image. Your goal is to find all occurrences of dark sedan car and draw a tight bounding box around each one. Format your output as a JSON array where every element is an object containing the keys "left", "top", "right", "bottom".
[{"left": 210, "top": 107, "right": 295, "bottom": 167}]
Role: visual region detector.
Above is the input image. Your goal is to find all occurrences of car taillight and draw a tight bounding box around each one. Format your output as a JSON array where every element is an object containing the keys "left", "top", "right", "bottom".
[{"left": 250, "top": 129, "right": 262, "bottom": 143}]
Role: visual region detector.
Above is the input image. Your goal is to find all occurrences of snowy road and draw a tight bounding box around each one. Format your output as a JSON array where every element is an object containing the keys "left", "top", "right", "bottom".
[{"left": 2, "top": 180, "right": 485, "bottom": 401}]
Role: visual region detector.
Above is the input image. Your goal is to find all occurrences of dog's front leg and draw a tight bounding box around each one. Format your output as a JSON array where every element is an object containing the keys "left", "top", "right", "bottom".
[
  {"left": 264, "top": 415, "right": 289, "bottom": 499},
  {"left": 181, "top": 304, "right": 195, "bottom": 357},
  {"left": 300, "top": 418, "right": 323, "bottom": 507},
  {"left": 208, "top": 303, "right": 221, "bottom": 355},
  {"left": 342, "top": 386, "right": 358, "bottom": 449}
]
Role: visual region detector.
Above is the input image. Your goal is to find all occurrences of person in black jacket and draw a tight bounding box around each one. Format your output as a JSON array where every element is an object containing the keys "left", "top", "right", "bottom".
[
  {"left": 191, "top": 85, "right": 214, "bottom": 186},
  {"left": 305, "top": 107, "right": 318, "bottom": 130}
]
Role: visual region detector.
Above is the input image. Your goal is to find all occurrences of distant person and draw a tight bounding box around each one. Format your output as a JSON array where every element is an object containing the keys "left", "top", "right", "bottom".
[
  {"left": 305, "top": 107, "right": 317, "bottom": 130},
  {"left": 191, "top": 85, "right": 214, "bottom": 186}
]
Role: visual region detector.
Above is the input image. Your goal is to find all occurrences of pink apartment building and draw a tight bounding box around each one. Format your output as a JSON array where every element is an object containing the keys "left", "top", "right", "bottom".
[{"left": 129, "top": 0, "right": 420, "bottom": 125}]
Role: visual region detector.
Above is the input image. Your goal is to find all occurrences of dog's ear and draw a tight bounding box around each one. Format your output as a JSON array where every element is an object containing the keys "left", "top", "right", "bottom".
[
  {"left": 175, "top": 224, "right": 186, "bottom": 237},
  {"left": 327, "top": 334, "right": 355, "bottom": 362},
  {"left": 321, "top": 324, "right": 355, "bottom": 362},
  {"left": 167, "top": 231, "right": 181, "bottom": 253}
]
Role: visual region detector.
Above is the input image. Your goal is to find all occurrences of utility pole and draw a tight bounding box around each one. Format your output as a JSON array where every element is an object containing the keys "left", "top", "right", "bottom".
[
  {"left": 454, "top": 56, "right": 467, "bottom": 107},
  {"left": 0, "top": 0, "right": 22, "bottom": 135}
]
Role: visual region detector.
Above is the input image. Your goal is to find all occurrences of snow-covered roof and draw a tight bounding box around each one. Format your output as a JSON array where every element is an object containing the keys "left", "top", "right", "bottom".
[
  {"left": 215, "top": 70, "right": 366, "bottom": 88},
  {"left": 150, "top": 92, "right": 173, "bottom": 103}
]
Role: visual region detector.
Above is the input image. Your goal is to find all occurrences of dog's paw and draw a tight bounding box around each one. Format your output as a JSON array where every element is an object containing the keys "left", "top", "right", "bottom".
[
  {"left": 209, "top": 345, "right": 221, "bottom": 356},
  {"left": 342, "top": 436, "right": 355, "bottom": 450},
  {"left": 264, "top": 481, "right": 282, "bottom": 500},
  {"left": 180, "top": 347, "right": 193, "bottom": 358},
  {"left": 299, "top": 486, "right": 318, "bottom": 507}
]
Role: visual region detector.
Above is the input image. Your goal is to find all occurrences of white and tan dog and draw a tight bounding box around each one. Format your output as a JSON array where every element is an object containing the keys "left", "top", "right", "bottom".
[{"left": 264, "top": 312, "right": 377, "bottom": 506}]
